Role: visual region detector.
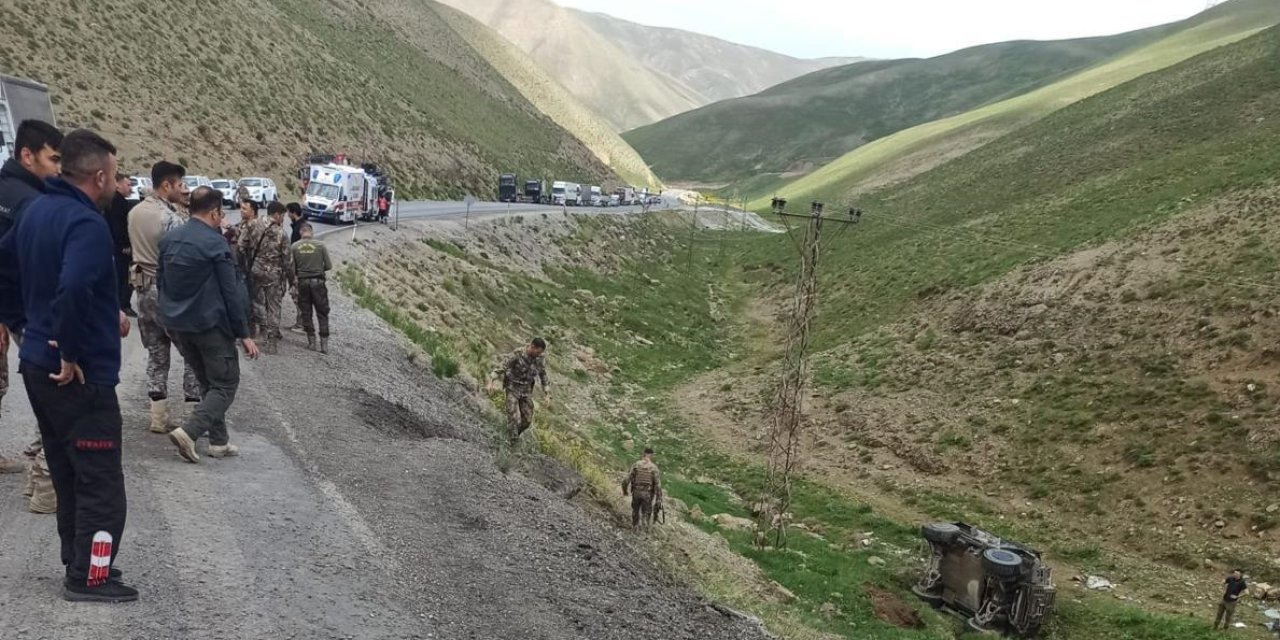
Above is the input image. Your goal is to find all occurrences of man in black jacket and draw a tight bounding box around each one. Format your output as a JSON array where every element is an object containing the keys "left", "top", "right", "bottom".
[
  {"left": 106, "top": 174, "right": 136, "bottom": 317},
  {"left": 0, "top": 119, "right": 63, "bottom": 476}
]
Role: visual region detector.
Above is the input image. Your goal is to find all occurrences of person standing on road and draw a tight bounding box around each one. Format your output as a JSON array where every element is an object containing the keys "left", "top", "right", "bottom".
[
  {"left": 290, "top": 223, "right": 332, "bottom": 353},
  {"left": 239, "top": 202, "right": 293, "bottom": 354},
  {"left": 107, "top": 174, "right": 136, "bottom": 317},
  {"left": 159, "top": 187, "right": 258, "bottom": 464},
  {"left": 128, "top": 161, "right": 201, "bottom": 433},
  {"left": 622, "top": 447, "right": 662, "bottom": 529},
  {"left": 0, "top": 119, "right": 62, "bottom": 478},
  {"left": 1214, "top": 569, "right": 1248, "bottom": 629},
  {"left": 286, "top": 202, "right": 305, "bottom": 330},
  {"left": 377, "top": 193, "right": 389, "bottom": 224},
  {"left": 487, "top": 338, "right": 551, "bottom": 441},
  {"left": 0, "top": 129, "right": 138, "bottom": 602},
  {"left": 236, "top": 199, "right": 264, "bottom": 337}
]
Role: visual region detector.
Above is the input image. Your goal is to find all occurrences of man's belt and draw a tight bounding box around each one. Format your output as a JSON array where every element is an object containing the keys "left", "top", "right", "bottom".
[{"left": 298, "top": 275, "right": 326, "bottom": 281}]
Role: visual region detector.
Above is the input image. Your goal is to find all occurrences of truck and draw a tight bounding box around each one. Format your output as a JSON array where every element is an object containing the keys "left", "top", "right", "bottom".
[
  {"left": 303, "top": 163, "right": 380, "bottom": 224},
  {"left": 614, "top": 186, "right": 636, "bottom": 206},
  {"left": 0, "top": 75, "right": 56, "bottom": 166},
  {"left": 551, "top": 181, "right": 582, "bottom": 206},
  {"left": 524, "top": 179, "right": 548, "bottom": 204},
  {"left": 588, "top": 185, "right": 603, "bottom": 207},
  {"left": 498, "top": 173, "right": 519, "bottom": 202}
]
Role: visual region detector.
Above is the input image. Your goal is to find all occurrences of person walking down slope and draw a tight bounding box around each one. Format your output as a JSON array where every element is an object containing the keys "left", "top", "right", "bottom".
[
  {"left": 128, "top": 161, "right": 201, "bottom": 433},
  {"left": 622, "top": 447, "right": 662, "bottom": 530},
  {"left": 0, "top": 119, "right": 63, "bottom": 479},
  {"left": 290, "top": 223, "right": 332, "bottom": 353},
  {"left": 0, "top": 129, "right": 138, "bottom": 602},
  {"left": 159, "top": 187, "right": 259, "bottom": 464},
  {"left": 488, "top": 338, "right": 551, "bottom": 442},
  {"left": 238, "top": 202, "right": 293, "bottom": 354},
  {"left": 1214, "top": 569, "right": 1248, "bottom": 630}
]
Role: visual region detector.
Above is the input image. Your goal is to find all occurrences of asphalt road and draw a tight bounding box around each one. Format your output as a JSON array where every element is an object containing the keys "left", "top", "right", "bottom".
[{"left": 0, "top": 211, "right": 771, "bottom": 640}]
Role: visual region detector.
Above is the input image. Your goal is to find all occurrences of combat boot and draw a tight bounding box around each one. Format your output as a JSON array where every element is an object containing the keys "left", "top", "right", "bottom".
[
  {"left": 0, "top": 454, "right": 25, "bottom": 474},
  {"left": 28, "top": 470, "right": 56, "bottom": 514},
  {"left": 319, "top": 337, "right": 328, "bottom": 354},
  {"left": 207, "top": 444, "right": 240, "bottom": 458},
  {"left": 23, "top": 466, "right": 34, "bottom": 497},
  {"left": 149, "top": 400, "right": 171, "bottom": 434},
  {"left": 307, "top": 334, "right": 317, "bottom": 351}
]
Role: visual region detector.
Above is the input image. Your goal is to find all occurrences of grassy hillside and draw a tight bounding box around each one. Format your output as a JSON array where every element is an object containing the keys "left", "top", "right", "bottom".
[
  {"left": 571, "top": 10, "right": 862, "bottom": 107},
  {"left": 0, "top": 0, "right": 622, "bottom": 199},
  {"left": 752, "top": 0, "right": 1280, "bottom": 206},
  {"left": 395, "top": 1, "right": 659, "bottom": 189},
  {"left": 436, "top": 0, "right": 704, "bottom": 131},
  {"left": 624, "top": 26, "right": 1175, "bottom": 186}
]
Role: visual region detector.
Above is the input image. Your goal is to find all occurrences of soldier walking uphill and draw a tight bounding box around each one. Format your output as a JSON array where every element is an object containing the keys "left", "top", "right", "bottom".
[
  {"left": 622, "top": 447, "right": 662, "bottom": 529},
  {"left": 290, "top": 223, "right": 332, "bottom": 353},
  {"left": 128, "top": 161, "right": 201, "bottom": 433},
  {"left": 238, "top": 201, "right": 293, "bottom": 354},
  {"left": 488, "top": 338, "right": 551, "bottom": 442}
]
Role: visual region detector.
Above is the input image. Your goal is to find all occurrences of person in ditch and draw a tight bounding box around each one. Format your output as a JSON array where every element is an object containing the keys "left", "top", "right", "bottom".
[
  {"left": 488, "top": 338, "right": 551, "bottom": 441},
  {"left": 622, "top": 447, "right": 662, "bottom": 529}
]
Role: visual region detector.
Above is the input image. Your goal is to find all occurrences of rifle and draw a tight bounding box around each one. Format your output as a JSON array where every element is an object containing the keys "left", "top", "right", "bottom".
[{"left": 651, "top": 491, "right": 665, "bottom": 525}]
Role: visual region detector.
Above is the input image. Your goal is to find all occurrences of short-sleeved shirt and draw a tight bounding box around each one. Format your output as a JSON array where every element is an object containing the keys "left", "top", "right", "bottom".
[{"left": 1224, "top": 576, "right": 1247, "bottom": 602}]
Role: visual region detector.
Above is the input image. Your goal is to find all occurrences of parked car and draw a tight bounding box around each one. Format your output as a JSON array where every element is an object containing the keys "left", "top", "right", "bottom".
[
  {"left": 238, "top": 177, "right": 278, "bottom": 205},
  {"left": 182, "top": 175, "right": 214, "bottom": 198},
  {"left": 127, "top": 176, "right": 152, "bottom": 202},
  {"left": 913, "top": 522, "right": 1056, "bottom": 637},
  {"left": 608, "top": 194, "right": 620, "bottom": 207},
  {"left": 210, "top": 179, "right": 237, "bottom": 208}
]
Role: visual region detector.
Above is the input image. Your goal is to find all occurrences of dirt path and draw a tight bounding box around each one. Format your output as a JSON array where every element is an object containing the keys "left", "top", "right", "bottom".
[{"left": 0, "top": 224, "right": 770, "bottom": 640}]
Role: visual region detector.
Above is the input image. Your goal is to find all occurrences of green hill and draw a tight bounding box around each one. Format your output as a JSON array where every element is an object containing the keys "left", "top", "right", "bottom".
[
  {"left": 756, "top": 0, "right": 1280, "bottom": 207},
  {"left": 624, "top": 25, "right": 1176, "bottom": 187},
  {"left": 0, "top": 0, "right": 632, "bottom": 198},
  {"left": 436, "top": 0, "right": 859, "bottom": 131}
]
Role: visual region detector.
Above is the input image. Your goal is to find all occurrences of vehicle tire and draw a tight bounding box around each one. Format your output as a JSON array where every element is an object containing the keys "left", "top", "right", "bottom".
[
  {"left": 966, "top": 617, "right": 1000, "bottom": 636},
  {"left": 922, "top": 522, "right": 960, "bottom": 545},
  {"left": 982, "top": 548, "right": 1024, "bottom": 578}
]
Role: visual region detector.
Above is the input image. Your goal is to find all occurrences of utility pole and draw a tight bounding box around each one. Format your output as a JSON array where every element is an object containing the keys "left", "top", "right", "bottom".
[
  {"left": 687, "top": 193, "right": 701, "bottom": 270},
  {"left": 757, "top": 197, "right": 862, "bottom": 549}
]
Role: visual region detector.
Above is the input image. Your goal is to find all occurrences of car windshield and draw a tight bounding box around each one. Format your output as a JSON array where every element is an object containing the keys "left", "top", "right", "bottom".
[
  {"left": 307, "top": 182, "right": 342, "bottom": 200},
  {"left": 182, "top": 177, "right": 198, "bottom": 187},
  {"left": 211, "top": 180, "right": 232, "bottom": 189},
  {"left": 552, "top": 187, "right": 565, "bottom": 194},
  {"left": 240, "top": 178, "right": 263, "bottom": 187}
]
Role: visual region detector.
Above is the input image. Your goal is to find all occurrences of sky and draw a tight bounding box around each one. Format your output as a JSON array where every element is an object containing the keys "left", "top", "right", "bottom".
[{"left": 555, "top": 0, "right": 1214, "bottom": 59}]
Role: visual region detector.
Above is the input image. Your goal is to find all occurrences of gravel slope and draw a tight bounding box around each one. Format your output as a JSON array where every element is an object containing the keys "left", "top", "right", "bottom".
[{"left": 0, "top": 220, "right": 770, "bottom": 640}]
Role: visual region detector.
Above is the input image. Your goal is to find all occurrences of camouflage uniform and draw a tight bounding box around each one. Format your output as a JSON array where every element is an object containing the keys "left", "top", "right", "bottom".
[
  {"left": 129, "top": 195, "right": 200, "bottom": 403},
  {"left": 239, "top": 217, "right": 293, "bottom": 352},
  {"left": 496, "top": 349, "right": 548, "bottom": 439},
  {"left": 623, "top": 458, "right": 662, "bottom": 528}
]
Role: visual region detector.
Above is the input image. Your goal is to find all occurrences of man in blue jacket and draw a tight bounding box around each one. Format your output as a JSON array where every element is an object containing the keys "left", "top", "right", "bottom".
[
  {"left": 0, "top": 119, "right": 63, "bottom": 477},
  {"left": 159, "top": 186, "right": 258, "bottom": 463},
  {"left": 0, "top": 129, "right": 136, "bottom": 602}
]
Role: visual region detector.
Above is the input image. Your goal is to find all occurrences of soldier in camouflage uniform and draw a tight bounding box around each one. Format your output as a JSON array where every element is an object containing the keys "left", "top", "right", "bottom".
[
  {"left": 236, "top": 200, "right": 263, "bottom": 335},
  {"left": 489, "top": 338, "right": 551, "bottom": 441},
  {"left": 128, "top": 161, "right": 201, "bottom": 433},
  {"left": 238, "top": 202, "right": 293, "bottom": 354},
  {"left": 622, "top": 447, "right": 662, "bottom": 529}
]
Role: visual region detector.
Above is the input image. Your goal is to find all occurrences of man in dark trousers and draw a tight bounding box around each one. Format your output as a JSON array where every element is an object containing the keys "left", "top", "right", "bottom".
[
  {"left": 159, "top": 187, "right": 258, "bottom": 464},
  {"left": 1214, "top": 569, "right": 1248, "bottom": 629},
  {"left": 290, "top": 223, "right": 332, "bottom": 353},
  {"left": 0, "top": 129, "right": 136, "bottom": 602},
  {"left": 107, "top": 173, "right": 136, "bottom": 317},
  {"left": 0, "top": 119, "right": 63, "bottom": 476}
]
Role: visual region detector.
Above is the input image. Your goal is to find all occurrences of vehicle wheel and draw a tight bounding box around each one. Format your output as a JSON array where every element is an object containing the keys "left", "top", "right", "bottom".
[
  {"left": 982, "top": 548, "right": 1024, "bottom": 578},
  {"left": 910, "top": 585, "right": 944, "bottom": 609},
  {"left": 966, "top": 617, "right": 1000, "bottom": 636},
  {"left": 922, "top": 522, "right": 960, "bottom": 545}
]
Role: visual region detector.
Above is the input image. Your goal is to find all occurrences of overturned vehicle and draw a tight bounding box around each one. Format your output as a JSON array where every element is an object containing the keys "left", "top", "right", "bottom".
[{"left": 912, "top": 522, "right": 1056, "bottom": 636}]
